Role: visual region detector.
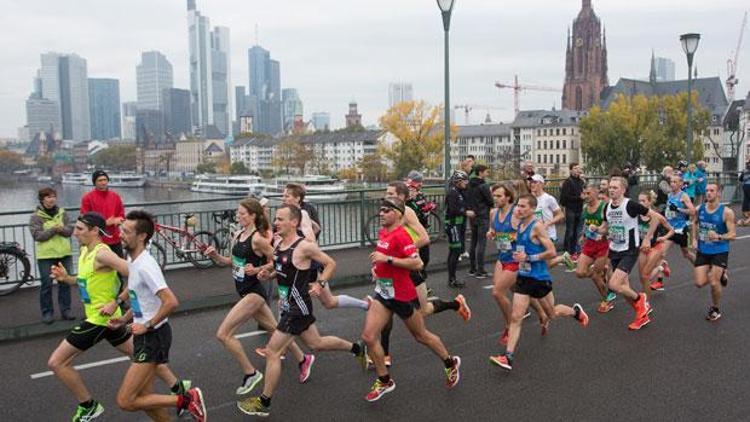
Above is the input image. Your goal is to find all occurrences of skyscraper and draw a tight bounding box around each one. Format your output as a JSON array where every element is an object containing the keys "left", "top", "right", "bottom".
[
  {"left": 88, "top": 78, "right": 121, "bottom": 140},
  {"left": 39, "top": 52, "right": 91, "bottom": 141},
  {"left": 162, "top": 88, "right": 192, "bottom": 137},
  {"left": 122, "top": 102, "right": 138, "bottom": 140},
  {"left": 136, "top": 109, "right": 164, "bottom": 145},
  {"left": 388, "top": 82, "right": 413, "bottom": 108},
  {"left": 655, "top": 56, "right": 675, "bottom": 82},
  {"left": 210, "top": 26, "right": 231, "bottom": 137},
  {"left": 26, "top": 96, "right": 61, "bottom": 137},
  {"left": 311, "top": 112, "right": 330, "bottom": 131},
  {"left": 248, "top": 45, "right": 282, "bottom": 135},
  {"left": 136, "top": 51, "right": 173, "bottom": 112},
  {"left": 188, "top": 0, "right": 213, "bottom": 132},
  {"left": 282, "top": 88, "right": 303, "bottom": 132}
]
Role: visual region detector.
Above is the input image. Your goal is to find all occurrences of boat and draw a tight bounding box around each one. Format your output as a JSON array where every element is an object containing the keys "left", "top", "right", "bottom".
[
  {"left": 36, "top": 176, "right": 53, "bottom": 183},
  {"left": 107, "top": 173, "right": 146, "bottom": 188},
  {"left": 190, "top": 174, "right": 266, "bottom": 196},
  {"left": 61, "top": 173, "right": 88, "bottom": 185},
  {"left": 265, "top": 175, "right": 348, "bottom": 202}
]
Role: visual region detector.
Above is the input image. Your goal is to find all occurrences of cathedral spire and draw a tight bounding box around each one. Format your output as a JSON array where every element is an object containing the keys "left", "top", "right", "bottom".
[
  {"left": 583, "top": 0, "right": 592, "bottom": 9},
  {"left": 649, "top": 50, "right": 657, "bottom": 84}
]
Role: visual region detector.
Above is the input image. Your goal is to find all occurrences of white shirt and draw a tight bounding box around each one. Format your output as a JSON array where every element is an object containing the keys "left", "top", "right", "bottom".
[
  {"left": 127, "top": 251, "right": 168, "bottom": 328},
  {"left": 534, "top": 192, "right": 560, "bottom": 240}
]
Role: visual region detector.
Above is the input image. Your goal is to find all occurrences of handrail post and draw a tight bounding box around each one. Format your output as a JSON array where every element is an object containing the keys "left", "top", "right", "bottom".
[{"left": 359, "top": 190, "right": 366, "bottom": 248}]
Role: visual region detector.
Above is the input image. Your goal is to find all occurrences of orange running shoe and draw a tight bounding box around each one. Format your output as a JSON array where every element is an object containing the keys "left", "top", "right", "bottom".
[
  {"left": 573, "top": 303, "right": 589, "bottom": 327},
  {"left": 455, "top": 294, "right": 472, "bottom": 322},
  {"left": 597, "top": 300, "right": 614, "bottom": 313},
  {"left": 628, "top": 314, "right": 651, "bottom": 330}
]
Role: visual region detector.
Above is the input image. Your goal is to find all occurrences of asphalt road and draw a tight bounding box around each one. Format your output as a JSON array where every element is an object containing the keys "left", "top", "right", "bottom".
[{"left": 4, "top": 228, "right": 750, "bottom": 422}]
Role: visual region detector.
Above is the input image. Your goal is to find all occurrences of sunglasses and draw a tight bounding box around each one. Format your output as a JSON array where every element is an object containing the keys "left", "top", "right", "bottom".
[{"left": 379, "top": 207, "right": 395, "bottom": 214}]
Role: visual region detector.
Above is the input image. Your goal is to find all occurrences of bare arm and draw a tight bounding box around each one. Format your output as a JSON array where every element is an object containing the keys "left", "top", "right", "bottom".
[
  {"left": 131, "top": 288, "right": 179, "bottom": 335},
  {"left": 96, "top": 247, "right": 129, "bottom": 276},
  {"left": 533, "top": 224, "right": 557, "bottom": 260},
  {"left": 680, "top": 193, "right": 696, "bottom": 216},
  {"left": 549, "top": 207, "right": 565, "bottom": 226},
  {"left": 252, "top": 232, "right": 276, "bottom": 274},
  {"left": 655, "top": 213, "right": 674, "bottom": 242},
  {"left": 299, "top": 212, "right": 316, "bottom": 242},
  {"left": 641, "top": 209, "right": 661, "bottom": 249},
  {"left": 303, "top": 242, "right": 336, "bottom": 281},
  {"left": 723, "top": 208, "right": 737, "bottom": 241},
  {"left": 486, "top": 208, "right": 498, "bottom": 239}
]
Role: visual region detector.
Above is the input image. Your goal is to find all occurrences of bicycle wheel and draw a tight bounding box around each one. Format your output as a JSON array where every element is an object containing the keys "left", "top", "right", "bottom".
[
  {"left": 213, "top": 228, "right": 231, "bottom": 267},
  {"left": 148, "top": 241, "right": 167, "bottom": 271},
  {"left": 185, "top": 231, "right": 218, "bottom": 269},
  {"left": 427, "top": 210, "right": 445, "bottom": 243},
  {"left": 362, "top": 214, "right": 381, "bottom": 246},
  {"left": 0, "top": 250, "right": 31, "bottom": 296}
]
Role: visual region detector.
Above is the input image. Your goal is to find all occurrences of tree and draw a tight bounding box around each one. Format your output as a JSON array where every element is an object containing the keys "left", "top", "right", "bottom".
[
  {"left": 90, "top": 145, "right": 137, "bottom": 171},
  {"left": 378, "top": 100, "right": 457, "bottom": 178},
  {"left": 273, "top": 139, "right": 309, "bottom": 175},
  {"left": 580, "top": 93, "right": 707, "bottom": 173},
  {"left": 0, "top": 150, "right": 25, "bottom": 174},
  {"left": 196, "top": 161, "right": 216, "bottom": 174},
  {"left": 230, "top": 161, "right": 250, "bottom": 175},
  {"left": 337, "top": 167, "right": 359, "bottom": 181},
  {"left": 358, "top": 153, "right": 388, "bottom": 182}
]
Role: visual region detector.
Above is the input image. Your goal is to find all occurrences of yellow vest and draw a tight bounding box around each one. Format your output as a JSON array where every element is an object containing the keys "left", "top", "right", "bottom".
[
  {"left": 34, "top": 208, "right": 72, "bottom": 259},
  {"left": 77, "top": 243, "right": 121, "bottom": 326}
]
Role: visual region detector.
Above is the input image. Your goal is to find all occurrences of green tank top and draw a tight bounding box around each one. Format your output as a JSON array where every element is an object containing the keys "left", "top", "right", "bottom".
[
  {"left": 582, "top": 201, "right": 605, "bottom": 226},
  {"left": 77, "top": 243, "right": 122, "bottom": 326}
]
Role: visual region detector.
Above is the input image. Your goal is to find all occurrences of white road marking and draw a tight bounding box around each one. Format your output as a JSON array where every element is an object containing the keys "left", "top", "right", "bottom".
[
  {"left": 29, "top": 330, "right": 267, "bottom": 379},
  {"left": 736, "top": 234, "right": 750, "bottom": 240},
  {"left": 483, "top": 284, "right": 493, "bottom": 289}
]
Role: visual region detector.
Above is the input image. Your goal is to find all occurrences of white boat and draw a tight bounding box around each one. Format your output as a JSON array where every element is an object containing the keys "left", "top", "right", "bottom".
[
  {"left": 266, "top": 175, "right": 348, "bottom": 202},
  {"left": 36, "top": 176, "right": 53, "bottom": 183},
  {"left": 62, "top": 173, "right": 88, "bottom": 185},
  {"left": 190, "top": 174, "right": 266, "bottom": 196},
  {"left": 108, "top": 173, "right": 146, "bottom": 188}
]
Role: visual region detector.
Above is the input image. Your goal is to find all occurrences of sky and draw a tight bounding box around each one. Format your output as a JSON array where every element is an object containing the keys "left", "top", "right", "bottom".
[{"left": 0, "top": 0, "right": 748, "bottom": 138}]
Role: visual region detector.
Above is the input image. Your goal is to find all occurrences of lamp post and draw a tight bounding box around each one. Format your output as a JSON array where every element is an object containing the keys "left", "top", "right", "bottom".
[
  {"left": 680, "top": 32, "right": 701, "bottom": 163},
  {"left": 437, "top": 0, "right": 455, "bottom": 181}
]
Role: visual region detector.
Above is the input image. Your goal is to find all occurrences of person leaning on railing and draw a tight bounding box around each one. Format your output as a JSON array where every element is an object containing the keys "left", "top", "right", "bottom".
[{"left": 28, "top": 187, "right": 76, "bottom": 324}]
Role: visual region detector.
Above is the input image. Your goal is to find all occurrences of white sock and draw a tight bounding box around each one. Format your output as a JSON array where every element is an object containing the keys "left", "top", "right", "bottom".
[{"left": 336, "top": 295, "right": 369, "bottom": 310}]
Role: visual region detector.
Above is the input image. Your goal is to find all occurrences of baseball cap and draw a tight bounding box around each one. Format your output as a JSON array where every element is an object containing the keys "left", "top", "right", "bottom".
[
  {"left": 530, "top": 174, "right": 545, "bottom": 183},
  {"left": 380, "top": 198, "right": 405, "bottom": 215},
  {"left": 77, "top": 211, "right": 111, "bottom": 237}
]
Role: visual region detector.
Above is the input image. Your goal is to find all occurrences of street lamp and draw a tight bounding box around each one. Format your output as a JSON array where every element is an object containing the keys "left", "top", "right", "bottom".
[
  {"left": 437, "top": 0, "right": 455, "bottom": 181},
  {"left": 680, "top": 32, "right": 701, "bottom": 163}
]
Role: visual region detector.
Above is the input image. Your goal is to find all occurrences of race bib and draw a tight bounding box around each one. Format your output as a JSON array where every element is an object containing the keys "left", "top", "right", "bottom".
[
  {"left": 232, "top": 255, "right": 246, "bottom": 283},
  {"left": 638, "top": 225, "right": 649, "bottom": 240},
  {"left": 585, "top": 227, "right": 602, "bottom": 241},
  {"left": 698, "top": 227, "right": 709, "bottom": 242},
  {"left": 609, "top": 225, "right": 626, "bottom": 244},
  {"left": 665, "top": 210, "right": 676, "bottom": 220},
  {"left": 278, "top": 285, "right": 290, "bottom": 312},
  {"left": 128, "top": 290, "right": 143, "bottom": 318},
  {"left": 76, "top": 278, "right": 91, "bottom": 304},
  {"left": 375, "top": 278, "right": 395, "bottom": 300},
  {"left": 674, "top": 227, "right": 684, "bottom": 235},
  {"left": 495, "top": 233, "right": 513, "bottom": 251},
  {"left": 534, "top": 210, "right": 544, "bottom": 220}
]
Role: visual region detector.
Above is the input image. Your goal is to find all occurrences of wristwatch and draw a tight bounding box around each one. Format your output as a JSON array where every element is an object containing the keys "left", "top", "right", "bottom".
[
  {"left": 318, "top": 280, "right": 328, "bottom": 288},
  {"left": 387, "top": 256, "right": 394, "bottom": 265},
  {"left": 144, "top": 320, "right": 153, "bottom": 330}
]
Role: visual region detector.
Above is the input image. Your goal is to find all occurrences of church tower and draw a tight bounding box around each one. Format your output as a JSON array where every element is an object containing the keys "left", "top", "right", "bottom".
[{"left": 562, "top": 0, "right": 609, "bottom": 111}]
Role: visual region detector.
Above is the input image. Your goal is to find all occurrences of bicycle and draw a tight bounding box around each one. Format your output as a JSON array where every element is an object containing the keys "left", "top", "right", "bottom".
[
  {"left": 362, "top": 206, "right": 445, "bottom": 246},
  {"left": 212, "top": 209, "right": 239, "bottom": 265},
  {"left": 0, "top": 241, "right": 33, "bottom": 296},
  {"left": 149, "top": 213, "right": 218, "bottom": 270}
]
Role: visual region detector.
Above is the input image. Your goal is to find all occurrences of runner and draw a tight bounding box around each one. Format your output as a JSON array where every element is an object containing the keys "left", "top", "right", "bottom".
[
  {"left": 598, "top": 179, "right": 610, "bottom": 202},
  {"left": 205, "top": 198, "right": 314, "bottom": 395},
  {"left": 663, "top": 174, "right": 697, "bottom": 265},
  {"left": 594, "top": 177, "right": 659, "bottom": 330},
  {"left": 636, "top": 191, "right": 674, "bottom": 295},
  {"left": 489, "top": 194, "right": 589, "bottom": 370},
  {"left": 691, "top": 183, "right": 736, "bottom": 321},
  {"left": 108, "top": 210, "right": 206, "bottom": 421},
  {"left": 237, "top": 205, "right": 368, "bottom": 417},
  {"left": 445, "top": 170, "right": 474, "bottom": 287},
  {"left": 405, "top": 170, "right": 436, "bottom": 282},
  {"left": 361, "top": 198, "right": 461, "bottom": 402},
  {"left": 574, "top": 184, "right": 613, "bottom": 313},
  {"left": 47, "top": 212, "right": 193, "bottom": 421},
  {"left": 527, "top": 174, "right": 574, "bottom": 271}
]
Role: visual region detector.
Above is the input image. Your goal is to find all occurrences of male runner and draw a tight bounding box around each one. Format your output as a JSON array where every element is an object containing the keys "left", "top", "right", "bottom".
[
  {"left": 237, "top": 205, "right": 368, "bottom": 417},
  {"left": 489, "top": 194, "right": 589, "bottom": 370},
  {"left": 574, "top": 185, "right": 612, "bottom": 313},
  {"left": 691, "top": 183, "right": 736, "bottom": 321},
  {"left": 361, "top": 198, "right": 461, "bottom": 402},
  {"left": 594, "top": 177, "right": 660, "bottom": 330},
  {"left": 528, "top": 174, "right": 573, "bottom": 270},
  {"left": 663, "top": 174, "right": 697, "bottom": 265},
  {"left": 48, "top": 212, "right": 196, "bottom": 421},
  {"left": 109, "top": 210, "right": 206, "bottom": 421},
  {"left": 487, "top": 183, "right": 519, "bottom": 344}
]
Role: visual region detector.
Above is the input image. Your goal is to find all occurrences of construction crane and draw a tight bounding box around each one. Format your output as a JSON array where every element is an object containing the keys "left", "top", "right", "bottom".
[
  {"left": 494, "top": 75, "right": 562, "bottom": 117},
  {"left": 453, "top": 104, "right": 505, "bottom": 125},
  {"left": 726, "top": 11, "right": 748, "bottom": 102}
]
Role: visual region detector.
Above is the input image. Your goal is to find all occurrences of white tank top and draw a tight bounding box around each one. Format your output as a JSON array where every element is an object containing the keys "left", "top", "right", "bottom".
[{"left": 606, "top": 198, "right": 640, "bottom": 253}]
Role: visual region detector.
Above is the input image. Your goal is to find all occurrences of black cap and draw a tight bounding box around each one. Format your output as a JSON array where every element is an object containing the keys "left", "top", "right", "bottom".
[
  {"left": 380, "top": 198, "right": 405, "bottom": 215},
  {"left": 77, "top": 212, "right": 111, "bottom": 237},
  {"left": 91, "top": 170, "right": 109, "bottom": 185}
]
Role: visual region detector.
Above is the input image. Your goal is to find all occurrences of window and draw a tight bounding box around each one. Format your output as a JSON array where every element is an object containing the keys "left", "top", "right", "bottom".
[
  {"left": 537, "top": 129, "right": 541, "bottom": 136},
  {"left": 571, "top": 128, "right": 575, "bottom": 135},
  {"left": 537, "top": 154, "right": 541, "bottom": 162},
  {"left": 544, "top": 141, "right": 548, "bottom": 149},
  {"left": 563, "top": 128, "right": 567, "bottom": 135},
  {"left": 543, "top": 129, "right": 547, "bottom": 136},
  {"left": 538, "top": 141, "right": 541, "bottom": 149},
  {"left": 563, "top": 154, "right": 566, "bottom": 164},
  {"left": 556, "top": 128, "right": 560, "bottom": 136},
  {"left": 563, "top": 140, "right": 567, "bottom": 149},
  {"left": 556, "top": 140, "right": 560, "bottom": 149},
  {"left": 543, "top": 155, "right": 547, "bottom": 164}
]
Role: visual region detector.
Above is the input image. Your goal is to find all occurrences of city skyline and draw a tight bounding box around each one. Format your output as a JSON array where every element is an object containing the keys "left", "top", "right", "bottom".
[{"left": 1, "top": 0, "right": 748, "bottom": 138}]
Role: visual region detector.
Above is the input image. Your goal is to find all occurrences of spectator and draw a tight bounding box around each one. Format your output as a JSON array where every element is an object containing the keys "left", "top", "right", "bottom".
[
  {"left": 515, "top": 160, "right": 535, "bottom": 198},
  {"left": 740, "top": 160, "right": 750, "bottom": 226},
  {"left": 656, "top": 166, "right": 674, "bottom": 210},
  {"left": 560, "top": 163, "right": 585, "bottom": 258},
  {"left": 694, "top": 160, "right": 708, "bottom": 204},
  {"left": 461, "top": 155, "right": 477, "bottom": 178},
  {"left": 466, "top": 164, "right": 493, "bottom": 278},
  {"left": 80, "top": 170, "right": 125, "bottom": 257},
  {"left": 683, "top": 163, "right": 698, "bottom": 201},
  {"left": 622, "top": 163, "right": 639, "bottom": 199},
  {"left": 29, "top": 187, "right": 75, "bottom": 324}
]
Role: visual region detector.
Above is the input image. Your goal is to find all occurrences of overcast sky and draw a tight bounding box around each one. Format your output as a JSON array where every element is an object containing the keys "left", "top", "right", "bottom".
[{"left": 0, "top": 0, "right": 748, "bottom": 137}]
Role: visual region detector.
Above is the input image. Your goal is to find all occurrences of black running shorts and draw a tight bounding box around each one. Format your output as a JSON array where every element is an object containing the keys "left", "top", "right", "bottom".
[
  {"left": 133, "top": 323, "right": 172, "bottom": 364},
  {"left": 374, "top": 294, "right": 421, "bottom": 320},
  {"left": 65, "top": 320, "right": 131, "bottom": 351},
  {"left": 277, "top": 313, "right": 316, "bottom": 336},
  {"left": 670, "top": 231, "right": 689, "bottom": 248},
  {"left": 694, "top": 251, "right": 729, "bottom": 269},
  {"left": 609, "top": 250, "right": 639, "bottom": 274},
  {"left": 512, "top": 275, "right": 552, "bottom": 299}
]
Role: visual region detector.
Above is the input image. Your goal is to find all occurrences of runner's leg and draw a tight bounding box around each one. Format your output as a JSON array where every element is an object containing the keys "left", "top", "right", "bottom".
[
  {"left": 47, "top": 340, "right": 89, "bottom": 402},
  {"left": 362, "top": 299, "right": 394, "bottom": 377},
  {"left": 216, "top": 294, "right": 265, "bottom": 375},
  {"left": 505, "top": 294, "right": 531, "bottom": 354}
]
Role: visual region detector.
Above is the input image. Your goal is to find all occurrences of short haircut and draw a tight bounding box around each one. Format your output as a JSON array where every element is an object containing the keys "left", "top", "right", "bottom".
[
  {"left": 125, "top": 210, "right": 155, "bottom": 245},
  {"left": 491, "top": 182, "right": 516, "bottom": 204},
  {"left": 670, "top": 174, "right": 683, "bottom": 183},
  {"left": 610, "top": 176, "right": 627, "bottom": 189},
  {"left": 278, "top": 204, "right": 302, "bottom": 226},
  {"left": 518, "top": 193, "right": 537, "bottom": 208},
  {"left": 285, "top": 183, "right": 306, "bottom": 202},
  {"left": 475, "top": 164, "right": 489, "bottom": 173},
  {"left": 569, "top": 162, "right": 579, "bottom": 171},
  {"left": 38, "top": 187, "right": 57, "bottom": 201},
  {"left": 388, "top": 181, "right": 409, "bottom": 198},
  {"left": 466, "top": 155, "right": 476, "bottom": 160}
]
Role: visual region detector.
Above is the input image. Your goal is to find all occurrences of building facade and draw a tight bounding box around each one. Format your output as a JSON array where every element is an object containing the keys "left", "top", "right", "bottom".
[
  {"left": 345, "top": 101, "right": 362, "bottom": 128},
  {"left": 312, "top": 112, "right": 330, "bottom": 131},
  {"left": 26, "top": 96, "right": 61, "bottom": 137},
  {"left": 88, "top": 78, "right": 121, "bottom": 140},
  {"left": 282, "top": 88, "right": 303, "bottom": 133},
  {"left": 511, "top": 109, "right": 586, "bottom": 177},
  {"left": 451, "top": 124, "right": 512, "bottom": 172},
  {"left": 248, "top": 45, "right": 282, "bottom": 135},
  {"left": 39, "top": 52, "right": 91, "bottom": 141},
  {"left": 136, "top": 51, "right": 173, "bottom": 112},
  {"left": 135, "top": 109, "right": 164, "bottom": 145},
  {"left": 562, "top": 0, "right": 608, "bottom": 111},
  {"left": 122, "top": 102, "right": 138, "bottom": 140},
  {"left": 388, "top": 82, "right": 413, "bottom": 108},
  {"left": 162, "top": 88, "right": 192, "bottom": 138}
]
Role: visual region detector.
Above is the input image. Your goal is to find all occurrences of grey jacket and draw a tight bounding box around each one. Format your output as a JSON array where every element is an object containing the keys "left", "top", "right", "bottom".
[{"left": 28, "top": 206, "right": 74, "bottom": 242}]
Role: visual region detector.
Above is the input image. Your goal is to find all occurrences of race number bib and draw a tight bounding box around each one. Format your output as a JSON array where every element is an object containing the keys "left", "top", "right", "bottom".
[
  {"left": 128, "top": 290, "right": 143, "bottom": 318},
  {"left": 375, "top": 278, "right": 395, "bottom": 300},
  {"left": 665, "top": 210, "right": 676, "bottom": 220},
  {"left": 638, "top": 224, "right": 649, "bottom": 240},
  {"left": 585, "top": 227, "right": 602, "bottom": 241},
  {"left": 534, "top": 210, "right": 544, "bottom": 221},
  {"left": 609, "top": 225, "right": 626, "bottom": 245},
  {"left": 515, "top": 245, "right": 531, "bottom": 273},
  {"left": 232, "top": 255, "right": 246, "bottom": 283},
  {"left": 277, "top": 285, "right": 290, "bottom": 312},
  {"left": 698, "top": 227, "right": 710, "bottom": 242},
  {"left": 77, "top": 278, "right": 91, "bottom": 304},
  {"left": 495, "top": 233, "right": 513, "bottom": 251}
]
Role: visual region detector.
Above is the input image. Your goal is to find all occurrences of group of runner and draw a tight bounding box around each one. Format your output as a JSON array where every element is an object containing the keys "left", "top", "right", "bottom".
[{"left": 45, "top": 163, "right": 737, "bottom": 420}]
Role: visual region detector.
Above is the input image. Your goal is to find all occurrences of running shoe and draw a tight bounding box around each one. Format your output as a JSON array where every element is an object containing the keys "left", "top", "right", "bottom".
[
  {"left": 173, "top": 379, "right": 192, "bottom": 417},
  {"left": 365, "top": 378, "right": 396, "bottom": 402},
  {"left": 455, "top": 294, "right": 472, "bottom": 322},
  {"left": 573, "top": 303, "right": 589, "bottom": 327},
  {"left": 635, "top": 293, "right": 651, "bottom": 318},
  {"left": 237, "top": 396, "right": 269, "bottom": 417},
  {"left": 468, "top": 269, "right": 476, "bottom": 276},
  {"left": 720, "top": 271, "right": 728, "bottom": 287},
  {"left": 254, "top": 347, "right": 286, "bottom": 360},
  {"left": 597, "top": 300, "right": 614, "bottom": 313},
  {"left": 236, "top": 371, "right": 263, "bottom": 395},
  {"left": 606, "top": 290, "right": 617, "bottom": 303},
  {"left": 445, "top": 356, "right": 461, "bottom": 388},
  {"left": 650, "top": 280, "right": 665, "bottom": 291},
  {"left": 662, "top": 261, "right": 671, "bottom": 277},
  {"left": 72, "top": 401, "right": 104, "bottom": 422},
  {"left": 627, "top": 314, "right": 651, "bottom": 331},
  {"left": 298, "top": 354, "right": 315, "bottom": 383},
  {"left": 426, "top": 286, "right": 435, "bottom": 298},
  {"left": 706, "top": 307, "right": 722, "bottom": 322},
  {"left": 561, "top": 252, "right": 576, "bottom": 271},
  {"left": 186, "top": 387, "right": 206, "bottom": 421},
  {"left": 355, "top": 341, "right": 368, "bottom": 372},
  {"left": 523, "top": 311, "right": 532, "bottom": 320},
  {"left": 489, "top": 353, "right": 513, "bottom": 371},
  {"left": 474, "top": 272, "right": 488, "bottom": 279},
  {"left": 498, "top": 328, "right": 509, "bottom": 346}
]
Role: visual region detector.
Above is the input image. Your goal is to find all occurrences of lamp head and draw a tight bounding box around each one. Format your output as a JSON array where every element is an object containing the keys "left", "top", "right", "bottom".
[{"left": 680, "top": 33, "right": 701, "bottom": 56}]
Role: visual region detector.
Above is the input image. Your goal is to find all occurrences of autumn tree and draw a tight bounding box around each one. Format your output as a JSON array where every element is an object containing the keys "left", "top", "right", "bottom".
[
  {"left": 378, "top": 100, "right": 457, "bottom": 178},
  {"left": 358, "top": 153, "right": 388, "bottom": 182},
  {"left": 90, "top": 145, "right": 137, "bottom": 171},
  {"left": 230, "top": 161, "right": 250, "bottom": 175},
  {"left": 196, "top": 162, "right": 216, "bottom": 174},
  {"left": 0, "top": 150, "right": 25, "bottom": 173},
  {"left": 273, "top": 139, "right": 309, "bottom": 175},
  {"left": 336, "top": 167, "right": 359, "bottom": 181}
]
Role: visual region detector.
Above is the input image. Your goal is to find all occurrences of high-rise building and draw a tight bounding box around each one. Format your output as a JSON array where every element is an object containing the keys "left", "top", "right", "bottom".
[
  {"left": 136, "top": 51, "right": 173, "bottom": 112},
  {"left": 39, "top": 52, "right": 91, "bottom": 141},
  {"left": 388, "top": 82, "right": 413, "bottom": 108},
  {"left": 345, "top": 101, "right": 362, "bottom": 129},
  {"left": 562, "top": 0, "right": 608, "bottom": 111},
  {"left": 248, "top": 45, "right": 282, "bottom": 135},
  {"left": 136, "top": 109, "right": 164, "bottom": 145},
  {"left": 188, "top": 0, "right": 213, "bottom": 132},
  {"left": 654, "top": 56, "right": 675, "bottom": 82},
  {"left": 162, "top": 88, "right": 192, "bottom": 137},
  {"left": 282, "top": 88, "right": 303, "bottom": 132},
  {"left": 210, "top": 26, "right": 231, "bottom": 137},
  {"left": 26, "top": 96, "right": 61, "bottom": 137},
  {"left": 312, "top": 112, "right": 330, "bottom": 131},
  {"left": 88, "top": 78, "right": 121, "bottom": 140},
  {"left": 122, "top": 102, "right": 138, "bottom": 140}
]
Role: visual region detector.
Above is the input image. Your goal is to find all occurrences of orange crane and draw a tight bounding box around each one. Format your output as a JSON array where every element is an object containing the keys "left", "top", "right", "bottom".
[
  {"left": 453, "top": 104, "right": 505, "bottom": 124},
  {"left": 726, "top": 11, "right": 747, "bottom": 102},
  {"left": 494, "top": 75, "right": 561, "bottom": 117}
]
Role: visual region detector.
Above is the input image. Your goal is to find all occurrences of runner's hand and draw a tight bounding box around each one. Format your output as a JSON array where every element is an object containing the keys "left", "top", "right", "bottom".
[
  {"left": 107, "top": 317, "right": 127, "bottom": 330},
  {"left": 131, "top": 323, "right": 147, "bottom": 335},
  {"left": 309, "top": 283, "right": 322, "bottom": 297},
  {"left": 50, "top": 262, "right": 68, "bottom": 281},
  {"left": 98, "top": 300, "right": 118, "bottom": 316},
  {"left": 244, "top": 263, "right": 259, "bottom": 276},
  {"left": 204, "top": 246, "right": 217, "bottom": 257},
  {"left": 692, "top": 239, "right": 698, "bottom": 250},
  {"left": 369, "top": 252, "right": 388, "bottom": 264},
  {"left": 486, "top": 230, "right": 495, "bottom": 240},
  {"left": 513, "top": 251, "right": 527, "bottom": 262},
  {"left": 258, "top": 268, "right": 272, "bottom": 280},
  {"left": 640, "top": 238, "right": 651, "bottom": 253}
]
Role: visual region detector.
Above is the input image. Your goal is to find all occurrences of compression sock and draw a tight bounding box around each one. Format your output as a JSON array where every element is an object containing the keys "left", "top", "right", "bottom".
[
  {"left": 336, "top": 295, "right": 369, "bottom": 310},
  {"left": 430, "top": 298, "right": 460, "bottom": 314},
  {"left": 260, "top": 394, "right": 271, "bottom": 407}
]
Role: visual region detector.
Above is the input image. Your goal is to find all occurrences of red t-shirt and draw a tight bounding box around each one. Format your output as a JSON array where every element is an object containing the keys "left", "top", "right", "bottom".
[
  {"left": 373, "top": 225, "right": 418, "bottom": 302},
  {"left": 80, "top": 189, "right": 125, "bottom": 245}
]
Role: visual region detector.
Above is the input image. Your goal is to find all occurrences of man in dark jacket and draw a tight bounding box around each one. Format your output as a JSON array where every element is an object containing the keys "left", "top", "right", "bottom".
[
  {"left": 445, "top": 170, "right": 474, "bottom": 287},
  {"left": 466, "top": 165, "right": 493, "bottom": 278},
  {"left": 560, "top": 163, "right": 585, "bottom": 257}
]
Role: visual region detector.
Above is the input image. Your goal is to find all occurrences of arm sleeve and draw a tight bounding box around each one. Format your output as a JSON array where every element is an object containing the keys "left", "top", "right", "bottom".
[
  {"left": 140, "top": 266, "right": 168, "bottom": 295},
  {"left": 60, "top": 211, "right": 74, "bottom": 237},
  {"left": 115, "top": 195, "right": 125, "bottom": 218},
  {"left": 28, "top": 215, "right": 56, "bottom": 242},
  {"left": 626, "top": 200, "right": 649, "bottom": 218},
  {"left": 79, "top": 193, "right": 90, "bottom": 214}
]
